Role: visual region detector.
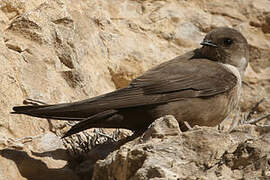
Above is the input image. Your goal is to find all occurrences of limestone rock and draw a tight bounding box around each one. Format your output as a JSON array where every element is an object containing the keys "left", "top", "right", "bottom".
[
  {"left": 93, "top": 117, "right": 270, "bottom": 180},
  {"left": 0, "top": 132, "right": 79, "bottom": 180}
]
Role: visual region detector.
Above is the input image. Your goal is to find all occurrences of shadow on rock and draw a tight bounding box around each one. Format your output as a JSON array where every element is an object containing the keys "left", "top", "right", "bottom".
[
  {"left": 31, "top": 148, "right": 69, "bottom": 161},
  {"left": 0, "top": 148, "right": 79, "bottom": 180},
  {"left": 69, "top": 130, "right": 144, "bottom": 179}
]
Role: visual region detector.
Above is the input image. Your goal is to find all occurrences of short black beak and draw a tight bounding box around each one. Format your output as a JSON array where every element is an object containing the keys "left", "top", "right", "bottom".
[{"left": 200, "top": 40, "right": 217, "bottom": 47}]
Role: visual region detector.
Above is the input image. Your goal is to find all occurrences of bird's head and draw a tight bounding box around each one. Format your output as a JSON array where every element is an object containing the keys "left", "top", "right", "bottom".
[{"left": 200, "top": 27, "right": 249, "bottom": 76}]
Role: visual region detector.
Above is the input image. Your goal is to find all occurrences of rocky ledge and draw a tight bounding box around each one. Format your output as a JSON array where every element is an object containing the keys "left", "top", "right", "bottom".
[{"left": 93, "top": 115, "right": 270, "bottom": 180}]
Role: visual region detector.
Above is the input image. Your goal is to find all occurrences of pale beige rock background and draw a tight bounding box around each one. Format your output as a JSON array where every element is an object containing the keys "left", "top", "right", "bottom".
[{"left": 0, "top": 0, "right": 269, "bottom": 179}]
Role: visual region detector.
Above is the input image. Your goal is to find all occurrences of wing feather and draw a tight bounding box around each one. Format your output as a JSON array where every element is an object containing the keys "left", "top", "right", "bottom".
[{"left": 12, "top": 51, "right": 237, "bottom": 120}]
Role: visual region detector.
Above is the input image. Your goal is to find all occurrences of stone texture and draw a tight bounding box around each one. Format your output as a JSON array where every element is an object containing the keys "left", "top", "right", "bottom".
[
  {"left": 93, "top": 116, "right": 270, "bottom": 180},
  {"left": 0, "top": 132, "right": 79, "bottom": 180},
  {"left": 0, "top": 0, "right": 269, "bottom": 179}
]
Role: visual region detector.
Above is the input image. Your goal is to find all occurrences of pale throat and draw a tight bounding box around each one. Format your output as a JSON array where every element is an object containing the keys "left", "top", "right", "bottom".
[
  {"left": 240, "top": 56, "right": 247, "bottom": 66},
  {"left": 221, "top": 63, "right": 242, "bottom": 101},
  {"left": 228, "top": 56, "right": 247, "bottom": 77},
  {"left": 238, "top": 57, "right": 248, "bottom": 77}
]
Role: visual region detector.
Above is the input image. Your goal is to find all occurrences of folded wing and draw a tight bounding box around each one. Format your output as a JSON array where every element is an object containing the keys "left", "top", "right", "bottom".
[{"left": 12, "top": 53, "right": 237, "bottom": 122}]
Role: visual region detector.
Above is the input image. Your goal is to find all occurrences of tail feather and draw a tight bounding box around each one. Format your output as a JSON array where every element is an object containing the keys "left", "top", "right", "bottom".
[
  {"left": 62, "top": 110, "right": 118, "bottom": 138},
  {"left": 11, "top": 87, "right": 145, "bottom": 121},
  {"left": 11, "top": 101, "right": 103, "bottom": 121},
  {"left": 12, "top": 105, "right": 52, "bottom": 113}
]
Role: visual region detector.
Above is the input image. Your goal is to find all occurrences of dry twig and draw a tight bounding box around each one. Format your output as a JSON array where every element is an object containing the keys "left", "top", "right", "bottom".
[{"left": 240, "top": 97, "right": 270, "bottom": 125}]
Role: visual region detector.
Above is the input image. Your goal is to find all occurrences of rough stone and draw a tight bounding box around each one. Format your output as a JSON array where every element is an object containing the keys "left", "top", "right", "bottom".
[{"left": 93, "top": 117, "right": 270, "bottom": 180}]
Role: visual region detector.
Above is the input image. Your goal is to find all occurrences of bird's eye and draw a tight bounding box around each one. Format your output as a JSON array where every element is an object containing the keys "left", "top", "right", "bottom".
[{"left": 223, "top": 38, "right": 233, "bottom": 46}]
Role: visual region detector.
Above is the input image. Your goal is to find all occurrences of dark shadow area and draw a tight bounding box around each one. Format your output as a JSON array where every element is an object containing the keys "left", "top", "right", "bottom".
[
  {"left": 65, "top": 130, "right": 144, "bottom": 180},
  {"left": 31, "top": 148, "right": 69, "bottom": 161},
  {"left": 0, "top": 130, "right": 143, "bottom": 180},
  {"left": 86, "top": 130, "right": 142, "bottom": 160},
  {"left": 0, "top": 149, "right": 79, "bottom": 180}
]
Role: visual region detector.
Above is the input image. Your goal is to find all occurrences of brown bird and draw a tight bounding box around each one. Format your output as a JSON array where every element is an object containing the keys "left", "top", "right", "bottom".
[{"left": 12, "top": 27, "right": 249, "bottom": 138}]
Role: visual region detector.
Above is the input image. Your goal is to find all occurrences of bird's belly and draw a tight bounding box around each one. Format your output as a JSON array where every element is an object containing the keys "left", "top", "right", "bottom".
[{"left": 150, "top": 87, "right": 240, "bottom": 129}]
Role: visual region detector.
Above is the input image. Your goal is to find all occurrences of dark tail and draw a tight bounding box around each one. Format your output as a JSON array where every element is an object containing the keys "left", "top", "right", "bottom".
[
  {"left": 12, "top": 101, "right": 127, "bottom": 137},
  {"left": 62, "top": 110, "right": 118, "bottom": 138},
  {"left": 11, "top": 100, "right": 103, "bottom": 121}
]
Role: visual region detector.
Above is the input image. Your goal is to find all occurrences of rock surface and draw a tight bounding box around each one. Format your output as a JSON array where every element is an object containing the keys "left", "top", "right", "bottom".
[
  {"left": 92, "top": 116, "right": 270, "bottom": 180},
  {"left": 0, "top": 0, "right": 269, "bottom": 179}
]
